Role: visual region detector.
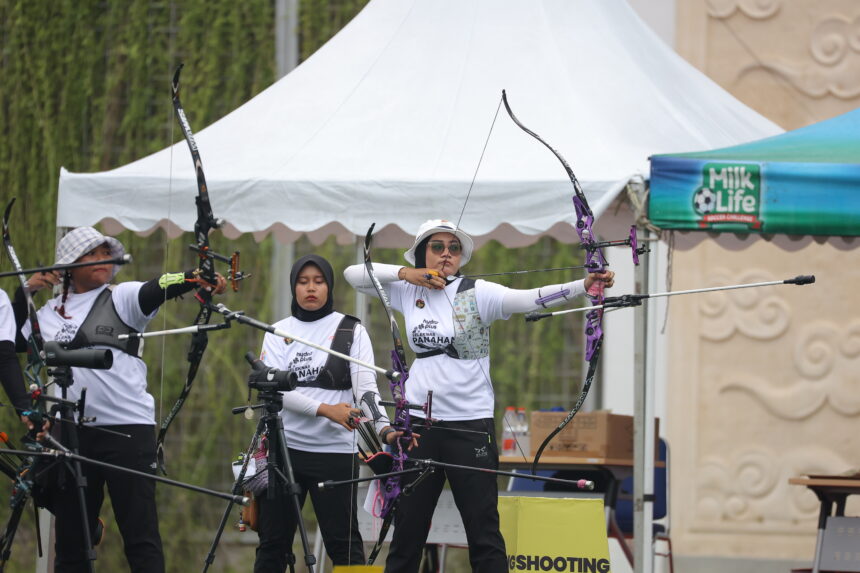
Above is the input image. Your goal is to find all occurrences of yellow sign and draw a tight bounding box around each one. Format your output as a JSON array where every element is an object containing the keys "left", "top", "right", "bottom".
[{"left": 499, "top": 497, "right": 610, "bottom": 572}]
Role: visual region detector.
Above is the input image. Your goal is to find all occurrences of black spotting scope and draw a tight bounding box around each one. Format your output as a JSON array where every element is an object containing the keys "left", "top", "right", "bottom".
[
  {"left": 44, "top": 341, "right": 113, "bottom": 370},
  {"left": 244, "top": 352, "right": 298, "bottom": 392}
]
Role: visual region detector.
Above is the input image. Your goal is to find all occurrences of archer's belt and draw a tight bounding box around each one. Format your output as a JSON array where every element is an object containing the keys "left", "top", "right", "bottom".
[{"left": 415, "top": 349, "right": 445, "bottom": 359}]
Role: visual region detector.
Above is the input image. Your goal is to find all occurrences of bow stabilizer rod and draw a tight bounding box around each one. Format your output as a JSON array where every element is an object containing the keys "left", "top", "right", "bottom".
[
  {"left": 121, "top": 304, "right": 398, "bottom": 380},
  {"left": 319, "top": 459, "right": 595, "bottom": 491},
  {"left": 0, "top": 445, "right": 249, "bottom": 506},
  {"left": 526, "top": 274, "right": 816, "bottom": 322},
  {"left": 211, "top": 304, "right": 399, "bottom": 380},
  {"left": 0, "top": 255, "right": 132, "bottom": 279}
]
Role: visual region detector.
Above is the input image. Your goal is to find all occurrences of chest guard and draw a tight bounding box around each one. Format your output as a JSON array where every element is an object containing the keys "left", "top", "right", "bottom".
[
  {"left": 67, "top": 287, "right": 142, "bottom": 357},
  {"left": 295, "top": 315, "right": 359, "bottom": 391},
  {"left": 415, "top": 278, "right": 490, "bottom": 360},
  {"left": 450, "top": 278, "right": 491, "bottom": 359}
]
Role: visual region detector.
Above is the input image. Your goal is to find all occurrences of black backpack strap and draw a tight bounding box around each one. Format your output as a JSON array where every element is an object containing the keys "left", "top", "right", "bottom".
[
  {"left": 301, "top": 315, "right": 360, "bottom": 390},
  {"left": 456, "top": 277, "right": 476, "bottom": 293},
  {"left": 330, "top": 314, "right": 360, "bottom": 357}
]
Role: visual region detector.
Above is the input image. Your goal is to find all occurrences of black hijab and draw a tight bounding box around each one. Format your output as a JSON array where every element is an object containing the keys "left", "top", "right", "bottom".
[
  {"left": 413, "top": 237, "right": 431, "bottom": 269},
  {"left": 290, "top": 254, "right": 335, "bottom": 322},
  {"left": 413, "top": 236, "right": 461, "bottom": 281}
]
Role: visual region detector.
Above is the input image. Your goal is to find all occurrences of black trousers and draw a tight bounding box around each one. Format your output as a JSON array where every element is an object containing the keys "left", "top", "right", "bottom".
[
  {"left": 385, "top": 418, "right": 507, "bottom": 573},
  {"left": 254, "top": 448, "right": 364, "bottom": 572},
  {"left": 53, "top": 424, "right": 164, "bottom": 573}
]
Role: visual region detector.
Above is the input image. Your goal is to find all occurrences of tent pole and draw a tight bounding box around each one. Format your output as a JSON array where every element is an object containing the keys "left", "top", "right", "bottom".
[
  {"left": 275, "top": 0, "right": 299, "bottom": 78},
  {"left": 270, "top": 0, "right": 299, "bottom": 331},
  {"left": 644, "top": 226, "right": 659, "bottom": 573},
  {"left": 633, "top": 226, "right": 656, "bottom": 573},
  {"left": 271, "top": 242, "right": 295, "bottom": 319},
  {"left": 354, "top": 238, "right": 368, "bottom": 324}
]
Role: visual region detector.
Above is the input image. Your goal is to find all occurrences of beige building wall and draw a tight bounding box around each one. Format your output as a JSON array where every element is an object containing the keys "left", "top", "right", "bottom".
[
  {"left": 666, "top": 239, "right": 860, "bottom": 560},
  {"left": 677, "top": 0, "right": 860, "bottom": 129},
  {"left": 666, "top": 0, "right": 860, "bottom": 562}
]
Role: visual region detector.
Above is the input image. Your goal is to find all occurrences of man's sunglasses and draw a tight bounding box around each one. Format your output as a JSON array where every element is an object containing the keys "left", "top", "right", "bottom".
[{"left": 428, "top": 241, "right": 462, "bottom": 255}]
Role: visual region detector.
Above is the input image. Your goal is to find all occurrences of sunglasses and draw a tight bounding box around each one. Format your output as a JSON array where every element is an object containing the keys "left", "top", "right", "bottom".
[{"left": 428, "top": 241, "right": 462, "bottom": 255}]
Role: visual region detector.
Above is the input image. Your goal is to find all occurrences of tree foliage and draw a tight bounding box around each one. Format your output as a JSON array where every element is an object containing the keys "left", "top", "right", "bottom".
[{"left": 0, "top": 1, "right": 585, "bottom": 570}]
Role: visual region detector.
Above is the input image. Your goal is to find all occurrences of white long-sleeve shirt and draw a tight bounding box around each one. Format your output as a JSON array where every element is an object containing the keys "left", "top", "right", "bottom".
[
  {"left": 260, "top": 311, "right": 387, "bottom": 453},
  {"left": 343, "top": 264, "right": 588, "bottom": 420}
]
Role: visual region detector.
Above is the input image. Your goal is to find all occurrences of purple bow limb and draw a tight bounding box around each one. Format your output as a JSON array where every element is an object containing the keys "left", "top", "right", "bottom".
[{"left": 584, "top": 308, "right": 603, "bottom": 362}]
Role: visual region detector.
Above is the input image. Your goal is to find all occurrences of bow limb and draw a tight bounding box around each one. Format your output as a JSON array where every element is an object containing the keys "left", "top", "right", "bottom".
[
  {"left": 363, "top": 224, "right": 410, "bottom": 394},
  {"left": 362, "top": 223, "right": 417, "bottom": 565},
  {"left": 500, "top": 90, "right": 606, "bottom": 276},
  {"left": 362, "top": 224, "right": 414, "bottom": 440},
  {"left": 2, "top": 199, "right": 47, "bottom": 394},
  {"left": 2, "top": 199, "right": 49, "bottom": 566},
  {"left": 500, "top": 91, "right": 607, "bottom": 469},
  {"left": 155, "top": 65, "right": 221, "bottom": 475},
  {"left": 530, "top": 343, "right": 602, "bottom": 475}
]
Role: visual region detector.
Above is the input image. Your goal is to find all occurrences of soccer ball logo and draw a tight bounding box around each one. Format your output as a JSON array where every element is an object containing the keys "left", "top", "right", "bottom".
[{"left": 693, "top": 188, "right": 716, "bottom": 215}]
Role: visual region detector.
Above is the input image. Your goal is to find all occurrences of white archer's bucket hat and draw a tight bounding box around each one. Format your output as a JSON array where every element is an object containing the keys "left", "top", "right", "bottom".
[
  {"left": 55, "top": 227, "right": 126, "bottom": 279},
  {"left": 404, "top": 219, "right": 474, "bottom": 267}
]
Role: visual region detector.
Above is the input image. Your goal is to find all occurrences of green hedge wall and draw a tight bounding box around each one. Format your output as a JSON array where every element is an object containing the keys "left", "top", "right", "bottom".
[{"left": 0, "top": 1, "right": 585, "bottom": 570}]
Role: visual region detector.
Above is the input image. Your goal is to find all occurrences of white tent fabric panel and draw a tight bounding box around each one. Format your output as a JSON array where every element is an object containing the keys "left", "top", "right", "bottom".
[{"left": 57, "top": 0, "right": 780, "bottom": 246}]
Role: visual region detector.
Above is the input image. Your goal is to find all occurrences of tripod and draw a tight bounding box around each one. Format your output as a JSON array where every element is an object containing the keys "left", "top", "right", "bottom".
[
  {"left": 0, "top": 418, "right": 248, "bottom": 572},
  {"left": 0, "top": 431, "right": 44, "bottom": 572},
  {"left": 203, "top": 388, "right": 316, "bottom": 573},
  {"left": 45, "top": 364, "right": 98, "bottom": 573}
]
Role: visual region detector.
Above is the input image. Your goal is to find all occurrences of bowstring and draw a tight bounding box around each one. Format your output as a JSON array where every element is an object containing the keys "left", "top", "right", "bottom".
[
  {"left": 347, "top": 328, "right": 356, "bottom": 564},
  {"left": 446, "top": 93, "right": 531, "bottom": 463},
  {"left": 159, "top": 73, "right": 176, "bottom": 435},
  {"left": 454, "top": 96, "right": 503, "bottom": 228},
  {"left": 343, "top": 314, "right": 388, "bottom": 561},
  {"left": 348, "top": 318, "right": 365, "bottom": 562}
]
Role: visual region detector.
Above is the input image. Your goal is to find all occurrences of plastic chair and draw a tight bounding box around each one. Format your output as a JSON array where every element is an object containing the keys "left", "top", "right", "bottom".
[{"left": 614, "top": 438, "right": 674, "bottom": 573}]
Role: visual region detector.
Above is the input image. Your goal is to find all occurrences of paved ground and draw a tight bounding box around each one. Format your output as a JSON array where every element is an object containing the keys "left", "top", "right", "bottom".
[{"left": 608, "top": 539, "right": 809, "bottom": 573}]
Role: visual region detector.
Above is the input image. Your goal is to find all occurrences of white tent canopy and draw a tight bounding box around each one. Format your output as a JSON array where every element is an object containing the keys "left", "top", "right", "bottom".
[{"left": 58, "top": 0, "right": 780, "bottom": 246}]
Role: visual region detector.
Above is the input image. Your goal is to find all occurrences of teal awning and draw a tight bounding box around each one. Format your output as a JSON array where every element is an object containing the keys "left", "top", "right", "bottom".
[{"left": 649, "top": 107, "right": 860, "bottom": 237}]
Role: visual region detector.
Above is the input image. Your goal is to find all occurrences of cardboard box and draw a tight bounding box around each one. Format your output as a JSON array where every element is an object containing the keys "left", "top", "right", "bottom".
[{"left": 529, "top": 410, "right": 658, "bottom": 459}]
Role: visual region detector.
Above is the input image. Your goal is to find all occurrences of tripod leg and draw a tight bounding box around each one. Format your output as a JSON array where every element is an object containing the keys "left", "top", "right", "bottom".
[
  {"left": 269, "top": 415, "right": 316, "bottom": 573},
  {"left": 0, "top": 500, "right": 25, "bottom": 570},
  {"left": 50, "top": 379, "right": 96, "bottom": 573},
  {"left": 59, "top": 420, "right": 96, "bottom": 573},
  {"left": 65, "top": 457, "right": 96, "bottom": 572},
  {"left": 202, "top": 419, "right": 265, "bottom": 573},
  {"left": 34, "top": 502, "right": 43, "bottom": 557},
  {"left": 202, "top": 490, "right": 243, "bottom": 573}
]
